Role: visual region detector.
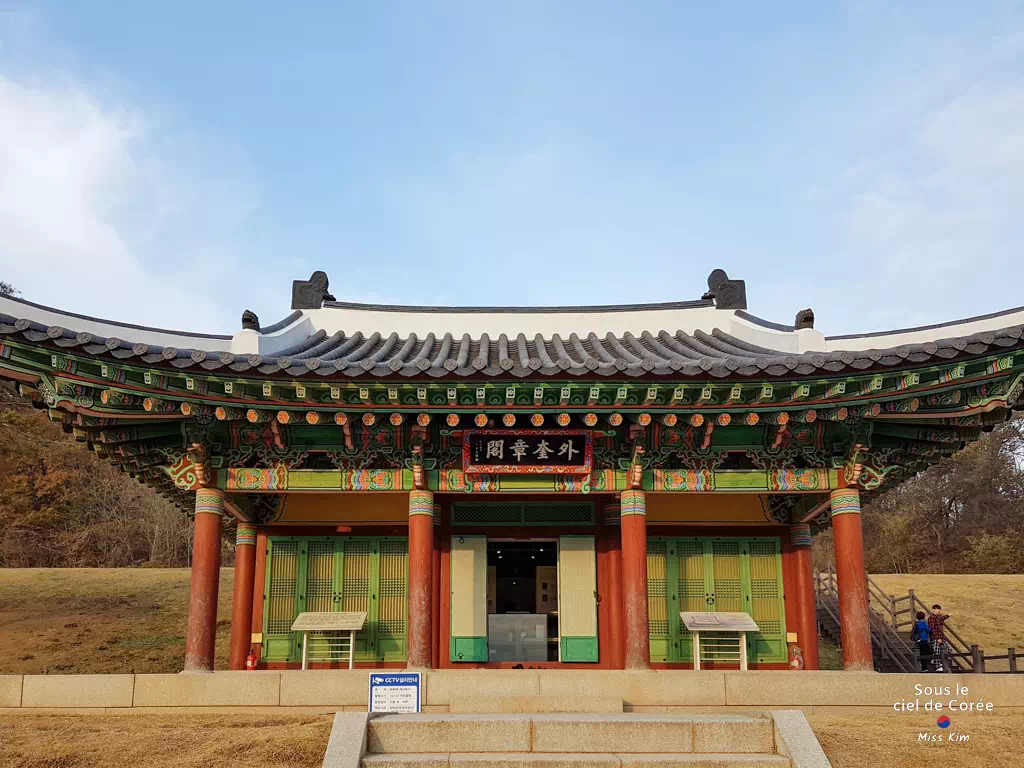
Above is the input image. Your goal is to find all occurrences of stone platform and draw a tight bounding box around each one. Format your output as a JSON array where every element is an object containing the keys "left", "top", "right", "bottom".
[{"left": 1, "top": 670, "right": 1020, "bottom": 716}]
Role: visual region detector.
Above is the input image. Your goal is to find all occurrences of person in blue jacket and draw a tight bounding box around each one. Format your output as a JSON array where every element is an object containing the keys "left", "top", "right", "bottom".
[{"left": 912, "top": 611, "right": 932, "bottom": 671}]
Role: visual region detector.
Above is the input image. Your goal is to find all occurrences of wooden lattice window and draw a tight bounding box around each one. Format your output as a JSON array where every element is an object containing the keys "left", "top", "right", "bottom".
[
  {"left": 452, "top": 501, "right": 594, "bottom": 525},
  {"left": 261, "top": 536, "right": 408, "bottom": 664},
  {"left": 647, "top": 536, "right": 787, "bottom": 664}
]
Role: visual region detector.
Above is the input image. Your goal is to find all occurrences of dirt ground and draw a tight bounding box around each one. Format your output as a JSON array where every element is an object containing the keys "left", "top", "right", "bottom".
[
  {"left": 0, "top": 714, "right": 333, "bottom": 768},
  {"left": 0, "top": 568, "right": 235, "bottom": 674},
  {"left": 809, "top": 713, "right": 1024, "bottom": 768}
]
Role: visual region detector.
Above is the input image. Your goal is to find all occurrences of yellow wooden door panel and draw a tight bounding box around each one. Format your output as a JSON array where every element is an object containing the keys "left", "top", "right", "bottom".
[
  {"left": 558, "top": 535, "right": 598, "bottom": 661},
  {"left": 450, "top": 535, "right": 488, "bottom": 638}
]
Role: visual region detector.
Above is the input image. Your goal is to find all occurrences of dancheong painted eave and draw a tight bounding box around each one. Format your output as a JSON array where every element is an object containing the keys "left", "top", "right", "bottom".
[{"left": 2, "top": 268, "right": 1023, "bottom": 380}]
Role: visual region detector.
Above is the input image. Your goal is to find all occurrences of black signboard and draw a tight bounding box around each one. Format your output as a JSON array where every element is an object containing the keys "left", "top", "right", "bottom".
[{"left": 462, "top": 430, "right": 592, "bottom": 474}]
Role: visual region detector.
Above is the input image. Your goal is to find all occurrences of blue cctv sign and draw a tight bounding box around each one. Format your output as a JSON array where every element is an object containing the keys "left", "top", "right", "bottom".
[{"left": 368, "top": 673, "right": 421, "bottom": 713}]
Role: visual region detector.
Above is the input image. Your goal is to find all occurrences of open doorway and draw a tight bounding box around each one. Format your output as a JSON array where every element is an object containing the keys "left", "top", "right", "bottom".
[{"left": 486, "top": 540, "right": 559, "bottom": 662}]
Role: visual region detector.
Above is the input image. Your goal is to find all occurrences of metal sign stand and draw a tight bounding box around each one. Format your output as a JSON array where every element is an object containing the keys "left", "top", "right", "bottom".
[
  {"left": 291, "top": 611, "right": 367, "bottom": 670},
  {"left": 680, "top": 612, "right": 759, "bottom": 671},
  {"left": 300, "top": 627, "right": 358, "bottom": 670}
]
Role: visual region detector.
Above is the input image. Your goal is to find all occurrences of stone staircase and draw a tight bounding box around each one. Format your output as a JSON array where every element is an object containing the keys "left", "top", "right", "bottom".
[{"left": 358, "top": 713, "right": 792, "bottom": 767}]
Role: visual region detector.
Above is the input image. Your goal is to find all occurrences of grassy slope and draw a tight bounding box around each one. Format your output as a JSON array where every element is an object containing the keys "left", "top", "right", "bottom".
[
  {"left": 821, "top": 575, "right": 1024, "bottom": 673},
  {"left": 870, "top": 574, "right": 1024, "bottom": 658},
  {"left": 0, "top": 568, "right": 235, "bottom": 674}
]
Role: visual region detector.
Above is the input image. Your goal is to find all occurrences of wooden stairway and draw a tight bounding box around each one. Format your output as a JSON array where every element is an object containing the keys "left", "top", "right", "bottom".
[{"left": 815, "top": 568, "right": 973, "bottom": 673}]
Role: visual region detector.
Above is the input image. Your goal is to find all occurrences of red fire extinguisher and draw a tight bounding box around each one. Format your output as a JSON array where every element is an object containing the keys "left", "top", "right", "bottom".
[{"left": 245, "top": 650, "right": 258, "bottom": 670}]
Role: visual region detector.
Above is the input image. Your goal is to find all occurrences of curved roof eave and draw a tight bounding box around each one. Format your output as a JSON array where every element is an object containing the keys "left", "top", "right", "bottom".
[
  {"left": 0, "top": 294, "right": 233, "bottom": 351},
  {"left": 2, "top": 293, "right": 1022, "bottom": 380},
  {"left": 823, "top": 305, "right": 1024, "bottom": 351}
]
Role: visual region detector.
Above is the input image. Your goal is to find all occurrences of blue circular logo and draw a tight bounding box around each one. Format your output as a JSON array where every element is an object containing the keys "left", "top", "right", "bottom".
[{"left": 937, "top": 716, "right": 951, "bottom": 729}]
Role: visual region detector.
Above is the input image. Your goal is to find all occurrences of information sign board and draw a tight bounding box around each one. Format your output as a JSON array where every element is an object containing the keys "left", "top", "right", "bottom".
[
  {"left": 291, "top": 611, "right": 367, "bottom": 632},
  {"left": 679, "top": 612, "right": 759, "bottom": 631},
  {"left": 369, "top": 672, "right": 421, "bottom": 713}
]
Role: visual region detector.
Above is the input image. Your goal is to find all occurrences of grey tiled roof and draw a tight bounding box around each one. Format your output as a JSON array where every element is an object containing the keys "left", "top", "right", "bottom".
[{"left": 3, "top": 306, "right": 1023, "bottom": 379}]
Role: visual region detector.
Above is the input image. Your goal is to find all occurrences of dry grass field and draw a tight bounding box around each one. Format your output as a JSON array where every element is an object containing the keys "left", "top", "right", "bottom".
[
  {"left": 0, "top": 713, "right": 1019, "bottom": 768},
  {"left": 0, "top": 714, "right": 333, "bottom": 768},
  {"left": 0, "top": 568, "right": 234, "bottom": 674},
  {"left": 869, "top": 574, "right": 1024, "bottom": 657},
  {"left": 809, "top": 714, "right": 1024, "bottom": 768}
]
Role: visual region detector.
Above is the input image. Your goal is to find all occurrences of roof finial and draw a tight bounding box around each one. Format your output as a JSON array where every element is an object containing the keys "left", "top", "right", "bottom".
[
  {"left": 241, "top": 310, "right": 260, "bottom": 332},
  {"left": 701, "top": 269, "right": 747, "bottom": 310},
  {"left": 795, "top": 308, "right": 815, "bottom": 329},
  {"left": 291, "top": 271, "right": 336, "bottom": 309}
]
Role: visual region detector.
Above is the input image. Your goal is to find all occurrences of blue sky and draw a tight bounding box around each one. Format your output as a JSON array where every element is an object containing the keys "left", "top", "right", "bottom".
[{"left": 0, "top": 1, "right": 1022, "bottom": 336}]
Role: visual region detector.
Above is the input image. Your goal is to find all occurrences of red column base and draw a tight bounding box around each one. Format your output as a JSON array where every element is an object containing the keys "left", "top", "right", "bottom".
[
  {"left": 407, "top": 491, "right": 434, "bottom": 669},
  {"left": 229, "top": 527, "right": 257, "bottom": 670},
  {"left": 791, "top": 542, "right": 819, "bottom": 670},
  {"left": 184, "top": 491, "right": 224, "bottom": 672},
  {"left": 832, "top": 494, "right": 873, "bottom": 671},
  {"left": 620, "top": 491, "right": 649, "bottom": 670}
]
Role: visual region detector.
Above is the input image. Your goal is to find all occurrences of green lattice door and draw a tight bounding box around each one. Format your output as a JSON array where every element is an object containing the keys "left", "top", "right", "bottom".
[
  {"left": 262, "top": 536, "right": 408, "bottom": 663},
  {"left": 745, "top": 539, "right": 786, "bottom": 661},
  {"left": 647, "top": 537, "right": 787, "bottom": 664},
  {"left": 646, "top": 540, "right": 672, "bottom": 662},
  {"left": 675, "top": 538, "right": 707, "bottom": 662},
  {"left": 263, "top": 538, "right": 301, "bottom": 662}
]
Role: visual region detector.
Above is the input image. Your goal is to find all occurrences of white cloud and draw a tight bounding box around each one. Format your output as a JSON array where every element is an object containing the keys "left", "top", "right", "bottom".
[
  {"left": 0, "top": 74, "right": 262, "bottom": 334},
  {"left": 839, "top": 83, "right": 1024, "bottom": 328},
  {"left": 814, "top": 49, "right": 1024, "bottom": 335}
]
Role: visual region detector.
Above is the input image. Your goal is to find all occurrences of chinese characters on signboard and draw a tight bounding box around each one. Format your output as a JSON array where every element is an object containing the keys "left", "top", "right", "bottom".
[{"left": 463, "top": 430, "right": 592, "bottom": 474}]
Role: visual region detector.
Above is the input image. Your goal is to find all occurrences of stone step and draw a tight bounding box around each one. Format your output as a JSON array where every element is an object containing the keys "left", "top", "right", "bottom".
[
  {"left": 448, "top": 696, "right": 622, "bottom": 714},
  {"left": 362, "top": 754, "right": 790, "bottom": 767},
  {"left": 365, "top": 715, "right": 775, "bottom": 756}
]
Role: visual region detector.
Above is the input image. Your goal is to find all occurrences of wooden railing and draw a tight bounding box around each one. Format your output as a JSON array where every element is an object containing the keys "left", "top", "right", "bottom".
[
  {"left": 815, "top": 568, "right": 918, "bottom": 673},
  {"left": 816, "top": 568, "right": 1022, "bottom": 674}
]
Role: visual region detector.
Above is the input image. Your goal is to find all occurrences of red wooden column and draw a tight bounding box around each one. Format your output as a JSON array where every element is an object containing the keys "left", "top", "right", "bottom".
[
  {"left": 604, "top": 502, "right": 625, "bottom": 669},
  {"left": 620, "top": 489, "right": 650, "bottom": 670},
  {"left": 430, "top": 502, "right": 442, "bottom": 669},
  {"left": 407, "top": 490, "right": 434, "bottom": 669},
  {"left": 229, "top": 524, "right": 258, "bottom": 670},
  {"left": 789, "top": 523, "right": 819, "bottom": 670},
  {"left": 184, "top": 488, "right": 224, "bottom": 672},
  {"left": 831, "top": 488, "right": 873, "bottom": 671}
]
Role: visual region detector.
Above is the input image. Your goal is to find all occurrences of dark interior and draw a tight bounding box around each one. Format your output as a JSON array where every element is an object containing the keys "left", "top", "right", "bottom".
[{"left": 487, "top": 540, "right": 556, "bottom": 613}]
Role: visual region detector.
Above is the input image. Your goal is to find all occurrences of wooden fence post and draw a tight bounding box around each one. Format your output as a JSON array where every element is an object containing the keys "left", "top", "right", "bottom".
[
  {"left": 889, "top": 595, "right": 897, "bottom": 629},
  {"left": 971, "top": 645, "right": 984, "bottom": 674},
  {"left": 1009, "top": 647, "right": 1017, "bottom": 674}
]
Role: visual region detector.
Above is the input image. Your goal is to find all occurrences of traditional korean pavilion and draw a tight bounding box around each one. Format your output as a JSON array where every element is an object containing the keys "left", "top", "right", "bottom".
[{"left": 1, "top": 270, "right": 1021, "bottom": 673}]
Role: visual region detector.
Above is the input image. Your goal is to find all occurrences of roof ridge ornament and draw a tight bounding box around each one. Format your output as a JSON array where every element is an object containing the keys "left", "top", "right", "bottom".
[
  {"left": 291, "top": 271, "right": 336, "bottom": 309},
  {"left": 701, "top": 269, "right": 747, "bottom": 310},
  {"left": 795, "top": 308, "right": 815, "bottom": 329},
  {"left": 241, "top": 310, "right": 260, "bottom": 332}
]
